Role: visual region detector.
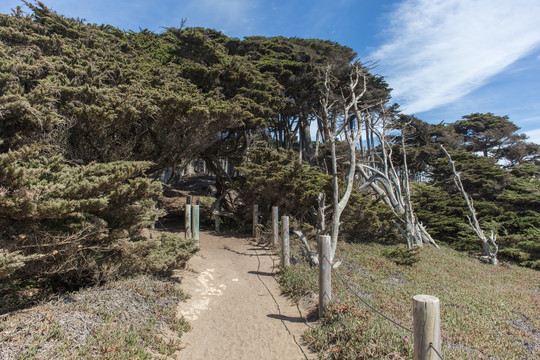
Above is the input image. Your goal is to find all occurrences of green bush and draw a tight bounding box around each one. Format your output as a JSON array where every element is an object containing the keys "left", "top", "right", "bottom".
[
  {"left": 382, "top": 247, "right": 420, "bottom": 266},
  {"left": 340, "top": 191, "right": 399, "bottom": 244},
  {"left": 0, "top": 146, "right": 195, "bottom": 288},
  {"left": 235, "top": 143, "right": 331, "bottom": 226},
  {"left": 413, "top": 161, "right": 540, "bottom": 268}
]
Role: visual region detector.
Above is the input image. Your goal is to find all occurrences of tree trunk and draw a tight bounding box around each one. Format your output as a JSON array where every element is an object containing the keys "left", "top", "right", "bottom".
[
  {"left": 441, "top": 145, "right": 498, "bottom": 265},
  {"left": 184, "top": 162, "right": 195, "bottom": 176},
  {"left": 329, "top": 137, "right": 340, "bottom": 262},
  {"left": 299, "top": 114, "right": 315, "bottom": 164}
]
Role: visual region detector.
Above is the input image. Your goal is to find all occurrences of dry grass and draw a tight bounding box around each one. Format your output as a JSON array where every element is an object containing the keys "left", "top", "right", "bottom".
[
  {"left": 279, "top": 240, "right": 540, "bottom": 359},
  {"left": 0, "top": 275, "right": 190, "bottom": 359}
]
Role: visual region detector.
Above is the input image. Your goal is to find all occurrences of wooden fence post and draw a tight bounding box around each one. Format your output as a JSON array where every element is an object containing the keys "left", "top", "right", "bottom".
[
  {"left": 281, "top": 216, "right": 290, "bottom": 267},
  {"left": 252, "top": 204, "right": 259, "bottom": 239},
  {"left": 413, "top": 295, "right": 441, "bottom": 360},
  {"left": 272, "top": 206, "right": 279, "bottom": 247},
  {"left": 192, "top": 205, "right": 200, "bottom": 246},
  {"left": 185, "top": 197, "right": 191, "bottom": 239},
  {"left": 215, "top": 200, "right": 220, "bottom": 231},
  {"left": 318, "top": 235, "right": 332, "bottom": 318}
]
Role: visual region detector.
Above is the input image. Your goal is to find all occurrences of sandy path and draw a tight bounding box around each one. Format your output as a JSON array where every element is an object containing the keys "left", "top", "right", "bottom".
[{"left": 174, "top": 232, "right": 315, "bottom": 360}]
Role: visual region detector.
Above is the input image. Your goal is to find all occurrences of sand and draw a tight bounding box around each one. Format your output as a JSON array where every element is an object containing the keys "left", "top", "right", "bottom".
[{"left": 174, "top": 232, "right": 315, "bottom": 360}]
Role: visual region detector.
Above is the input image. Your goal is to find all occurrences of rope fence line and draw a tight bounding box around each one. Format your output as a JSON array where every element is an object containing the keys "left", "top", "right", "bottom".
[
  {"left": 288, "top": 239, "right": 445, "bottom": 359},
  {"left": 323, "top": 254, "right": 414, "bottom": 334},
  {"left": 333, "top": 253, "right": 457, "bottom": 360},
  {"left": 430, "top": 343, "right": 445, "bottom": 360},
  {"left": 251, "top": 244, "right": 310, "bottom": 360},
  {"left": 252, "top": 204, "right": 443, "bottom": 360},
  {"left": 286, "top": 228, "right": 413, "bottom": 335}
]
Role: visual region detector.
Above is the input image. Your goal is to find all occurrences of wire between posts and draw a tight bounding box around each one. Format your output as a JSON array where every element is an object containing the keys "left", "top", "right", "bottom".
[
  {"left": 330, "top": 254, "right": 453, "bottom": 359},
  {"left": 277, "top": 224, "right": 446, "bottom": 358},
  {"left": 429, "top": 343, "right": 445, "bottom": 360},
  {"left": 324, "top": 254, "right": 413, "bottom": 334},
  {"left": 320, "top": 268, "right": 373, "bottom": 335},
  {"left": 288, "top": 236, "right": 412, "bottom": 335}
]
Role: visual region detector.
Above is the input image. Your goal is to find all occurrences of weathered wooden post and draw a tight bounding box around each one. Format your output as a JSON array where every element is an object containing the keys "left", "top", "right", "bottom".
[
  {"left": 413, "top": 295, "right": 441, "bottom": 360},
  {"left": 281, "top": 216, "right": 290, "bottom": 267},
  {"left": 272, "top": 206, "right": 279, "bottom": 247},
  {"left": 192, "top": 205, "right": 200, "bottom": 246},
  {"left": 185, "top": 197, "right": 191, "bottom": 239},
  {"left": 318, "top": 235, "right": 331, "bottom": 318},
  {"left": 214, "top": 200, "right": 220, "bottom": 231},
  {"left": 252, "top": 204, "right": 259, "bottom": 239}
]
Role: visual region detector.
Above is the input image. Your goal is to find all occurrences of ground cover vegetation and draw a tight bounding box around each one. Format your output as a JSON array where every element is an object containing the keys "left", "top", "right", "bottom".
[
  {"left": 1, "top": 1, "right": 539, "bottom": 359},
  {"left": 278, "top": 239, "right": 539, "bottom": 359},
  {"left": 0, "top": 275, "right": 191, "bottom": 359}
]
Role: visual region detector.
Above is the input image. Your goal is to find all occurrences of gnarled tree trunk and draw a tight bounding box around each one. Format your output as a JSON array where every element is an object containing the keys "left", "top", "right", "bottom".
[{"left": 355, "top": 117, "right": 438, "bottom": 248}]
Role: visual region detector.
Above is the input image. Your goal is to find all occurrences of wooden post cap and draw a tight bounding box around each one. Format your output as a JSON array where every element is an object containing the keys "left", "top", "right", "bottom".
[{"left": 413, "top": 295, "right": 439, "bottom": 303}]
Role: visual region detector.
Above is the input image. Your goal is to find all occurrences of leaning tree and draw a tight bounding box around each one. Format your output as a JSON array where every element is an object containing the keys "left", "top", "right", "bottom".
[{"left": 354, "top": 114, "right": 438, "bottom": 248}]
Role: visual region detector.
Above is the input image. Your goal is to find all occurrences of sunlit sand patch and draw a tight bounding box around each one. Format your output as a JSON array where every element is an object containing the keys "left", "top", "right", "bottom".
[{"left": 178, "top": 268, "right": 226, "bottom": 321}]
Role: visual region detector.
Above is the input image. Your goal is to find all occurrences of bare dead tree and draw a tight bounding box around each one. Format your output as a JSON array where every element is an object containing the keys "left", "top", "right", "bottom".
[
  {"left": 355, "top": 114, "right": 438, "bottom": 248},
  {"left": 440, "top": 145, "right": 499, "bottom": 265},
  {"left": 312, "top": 62, "right": 378, "bottom": 263},
  {"left": 295, "top": 63, "right": 437, "bottom": 263},
  {"left": 292, "top": 192, "right": 328, "bottom": 266}
]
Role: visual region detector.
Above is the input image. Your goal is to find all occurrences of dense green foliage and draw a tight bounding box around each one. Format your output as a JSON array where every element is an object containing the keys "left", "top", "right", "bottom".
[
  {"left": 454, "top": 112, "right": 521, "bottom": 158},
  {"left": 236, "top": 144, "right": 398, "bottom": 243},
  {"left": 235, "top": 144, "right": 331, "bottom": 226},
  {"left": 0, "top": 3, "right": 538, "bottom": 360},
  {"left": 1, "top": 1, "right": 538, "bottom": 294},
  {"left": 0, "top": 145, "right": 197, "bottom": 286},
  {"left": 383, "top": 113, "right": 539, "bottom": 267},
  {"left": 0, "top": 3, "right": 218, "bottom": 287},
  {"left": 340, "top": 191, "right": 398, "bottom": 244},
  {"left": 0, "top": 4, "right": 278, "bottom": 169},
  {"left": 227, "top": 36, "right": 357, "bottom": 158},
  {"left": 409, "top": 133, "right": 540, "bottom": 268}
]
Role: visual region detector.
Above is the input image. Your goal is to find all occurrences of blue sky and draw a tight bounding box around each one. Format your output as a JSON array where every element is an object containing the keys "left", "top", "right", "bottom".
[{"left": 2, "top": 0, "right": 540, "bottom": 143}]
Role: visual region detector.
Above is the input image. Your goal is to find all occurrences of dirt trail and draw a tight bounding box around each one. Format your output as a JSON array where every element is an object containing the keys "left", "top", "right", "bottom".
[{"left": 174, "top": 232, "right": 316, "bottom": 360}]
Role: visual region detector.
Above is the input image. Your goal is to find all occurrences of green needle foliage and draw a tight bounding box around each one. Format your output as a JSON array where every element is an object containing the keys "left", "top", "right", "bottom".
[
  {"left": 0, "top": 2, "right": 279, "bottom": 170},
  {"left": 1, "top": 2, "right": 277, "bottom": 288},
  {"left": 235, "top": 143, "right": 332, "bottom": 226},
  {"left": 413, "top": 149, "right": 540, "bottom": 268},
  {"left": 1, "top": 1, "right": 538, "bottom": 293},
  {"left": 0, "top": 145, "right": 197, "bottom": 287}
]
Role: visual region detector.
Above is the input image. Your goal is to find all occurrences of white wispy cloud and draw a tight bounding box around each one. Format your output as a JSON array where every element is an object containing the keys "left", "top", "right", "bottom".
[
  {"left": 369, "top": 0, "right": 540, "bottom": 114},
  {"left": 524, "top": 128, "right": 540, "bottom": 145}
]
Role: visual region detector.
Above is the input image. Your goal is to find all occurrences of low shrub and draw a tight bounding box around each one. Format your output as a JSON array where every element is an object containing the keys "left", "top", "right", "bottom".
[
  {"left": 382, "top": 247, "right": 420, "bottom": 266},
  {"left": 304, "top": 303, "right": 411, "bottom": 360},
  {"left": 0, "top": 146, "right": 196, "bottom": 289}
]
